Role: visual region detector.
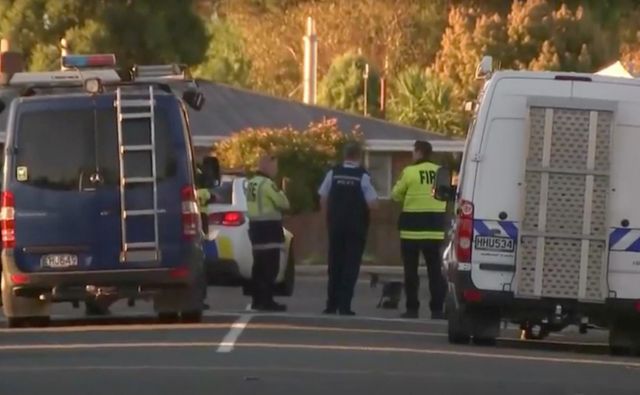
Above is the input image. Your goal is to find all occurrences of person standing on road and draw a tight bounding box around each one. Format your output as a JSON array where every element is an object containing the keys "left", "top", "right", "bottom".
[
  {"left": 246, "top": 153, "right": 290, "bottom": 312},
  {"left": 392, "top": 140, "right": 447, "bottom": 320},
  {"left": 318, "top": 142, "right": 379, "bottom": 316}
]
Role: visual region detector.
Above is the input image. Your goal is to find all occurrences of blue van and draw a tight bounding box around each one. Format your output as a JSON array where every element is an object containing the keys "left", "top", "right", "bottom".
[{"left": 0, "top": 55, "right": 216, "bottom": 327}]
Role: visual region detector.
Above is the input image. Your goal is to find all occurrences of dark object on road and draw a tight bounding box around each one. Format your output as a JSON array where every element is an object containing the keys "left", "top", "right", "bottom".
[
  {"left": 377, "top": 281, "right": 402, "bottom": 309},
  {"left": 370, "top": 274, "right": 403, "bottom": 310}
]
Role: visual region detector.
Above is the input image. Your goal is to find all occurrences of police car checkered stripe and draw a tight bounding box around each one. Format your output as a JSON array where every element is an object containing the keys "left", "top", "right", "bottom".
[
  {"left": 474, "top": 220, "right": 518, "bottom": 240},
  {"left": 609, "top": 228, "right": 640, "bottom": 252}
]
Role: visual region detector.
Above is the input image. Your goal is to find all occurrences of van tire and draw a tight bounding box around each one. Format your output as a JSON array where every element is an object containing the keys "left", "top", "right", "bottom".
[
  {"left": 158, "top": 312, "right": 180, "bottom": 323},
  {"left": 181, "top": 311, "right": 203, "bottom": 323},
  {"left": 446, "top": 293, "right": 471, "bottom": 344},
  {"left": 609, "top": 317, "right": 640, "bottom": 356},
  {"left": 274, "top": 244, "right": 295, "bottom": 297}
]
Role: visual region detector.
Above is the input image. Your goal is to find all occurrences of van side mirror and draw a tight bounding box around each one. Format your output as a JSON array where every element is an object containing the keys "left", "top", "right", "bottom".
[
  {"left": 183, "top": 89, "right": 205, "bottom": 111},
  {"left": 433, "top": 167, "right": 454, "bottom": 202},
  {"left": 198, "top": 156, "right": 220, "bottom": 188}
]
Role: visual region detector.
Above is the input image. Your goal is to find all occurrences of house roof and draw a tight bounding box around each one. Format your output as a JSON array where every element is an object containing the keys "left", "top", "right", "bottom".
[
  {"left": 0, "top": 79, "right": 465, "bottom": 152},
  {"left": 188, "top": 80, "right": 460, "bottom": 150}
]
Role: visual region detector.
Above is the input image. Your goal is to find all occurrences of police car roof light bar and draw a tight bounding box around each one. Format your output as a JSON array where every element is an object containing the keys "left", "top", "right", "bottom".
[{"left": 62, "top": 54, "right": 117, "bottom": 69}]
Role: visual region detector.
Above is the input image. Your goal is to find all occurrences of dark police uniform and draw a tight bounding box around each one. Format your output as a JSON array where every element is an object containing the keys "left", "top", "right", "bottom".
[
  {"left": 318, "top": 162, "right": 378, "bottom": 314},
  {"left": 246, "top": 172, "right": 290, "bottom": 310},
  {"left": 392, "top": 160, "right": 447, "bottom": 316}
]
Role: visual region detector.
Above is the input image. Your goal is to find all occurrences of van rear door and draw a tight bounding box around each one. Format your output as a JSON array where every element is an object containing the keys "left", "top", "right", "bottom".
[{"left": 8, "top": 95, "right": 187, "bottom": 273}]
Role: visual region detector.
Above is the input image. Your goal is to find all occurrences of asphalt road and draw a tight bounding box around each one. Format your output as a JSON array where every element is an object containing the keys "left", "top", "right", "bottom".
[{"left": 1, "top": 275, "right": 640, "bottom": 395}]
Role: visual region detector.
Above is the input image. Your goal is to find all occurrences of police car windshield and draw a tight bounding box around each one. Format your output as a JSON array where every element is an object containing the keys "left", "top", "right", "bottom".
[{"left": 14, "top": 107, "right": 177, "bottom": 190}]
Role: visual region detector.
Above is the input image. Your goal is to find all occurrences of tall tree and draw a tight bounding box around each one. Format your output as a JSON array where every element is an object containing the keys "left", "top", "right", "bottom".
[
  {"left": 388, "top": 66, "right": 464, "bottom": 137},
  {"left": 0, "top": 0, "right": 208, "bottom": 71},
  {"left": 318, "top": 51, "right": 380, "bottom": 117},
  {"left": 194, "top": 17, "right": 252, "bottom": 87},
  {"left": 222, "top": 0, "right": 448, "bottom": 97}
]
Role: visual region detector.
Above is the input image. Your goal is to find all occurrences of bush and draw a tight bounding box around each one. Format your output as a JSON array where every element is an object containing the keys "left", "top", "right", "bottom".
[{"left": 213, "top": 119, "right": 363, "bottom": 214}]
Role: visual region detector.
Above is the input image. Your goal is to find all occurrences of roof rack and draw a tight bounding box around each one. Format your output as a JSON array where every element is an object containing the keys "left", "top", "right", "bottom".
[{"left": 0, "top": 51, "right": 205, "bottom": 110}]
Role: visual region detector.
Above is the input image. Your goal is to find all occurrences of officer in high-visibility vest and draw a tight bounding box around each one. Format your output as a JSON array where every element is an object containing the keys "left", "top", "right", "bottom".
[
  {"left": 246, "top": 153, "right": 290, "bottom": 311},
  {"left": 392, "top": 140, "right": 447, "bottom": 319}
]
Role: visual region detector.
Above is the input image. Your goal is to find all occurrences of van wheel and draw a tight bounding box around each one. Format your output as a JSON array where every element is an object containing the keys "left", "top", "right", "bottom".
[
  {"left": 274, "top": 244, "right": 295, "bottom": 297},
  {"left": 181, "top": 311, "right": 203, "bottom": 323},
  {"left": 609, "top": 317, "right": 640, "bottom": 356},
  {"left": 7, "top": 316, "right": 50, "bottom": 328},
  {"left": 446, "top": 293, "right": 471, "bottom": 344},
  {"left": 158, "top": 312, "right": 180, "bottom": 323}
]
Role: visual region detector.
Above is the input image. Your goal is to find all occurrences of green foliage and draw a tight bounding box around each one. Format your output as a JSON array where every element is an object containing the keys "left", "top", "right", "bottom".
[
  {"left": 194, "top": 18, "right": 252, "bottom": 87},
  {"left": 388, "top": 66, "right": 465, "bottom": 137},
  {"left": 213, "top": 119, "right": 362, "bottom": 214},
  {"left": 0, "top": 0, "right": 208, "bottom": 71},
  {"left": 318, "top": 52, "right": 380, "bottom": 117}
]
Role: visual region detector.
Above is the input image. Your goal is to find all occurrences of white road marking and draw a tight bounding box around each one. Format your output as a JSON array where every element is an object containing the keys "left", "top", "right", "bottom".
[
  {"left": 0, "top": 341, "right": 633, "bottom": 368},
  {"left": 216, "top": 315, "right": 252, "bottom": 353}
]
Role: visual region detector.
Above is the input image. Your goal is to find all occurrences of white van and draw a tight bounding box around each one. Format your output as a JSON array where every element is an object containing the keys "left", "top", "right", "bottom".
[{"left": 441, "top": 62, "right": 640, "bottom": 353}]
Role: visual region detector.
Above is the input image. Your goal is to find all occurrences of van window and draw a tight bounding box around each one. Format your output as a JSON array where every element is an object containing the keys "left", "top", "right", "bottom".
[{"left": 15, "top": 107, "right": 177, "bottom": 190}]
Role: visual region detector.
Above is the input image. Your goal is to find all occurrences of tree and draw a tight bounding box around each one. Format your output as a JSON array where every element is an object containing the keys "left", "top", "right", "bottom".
[
  {"left": 222, "top": 0, "right": 448, "bottom": 97},
  {"left": 318, "top": 52, "right": 380, "bottom": 117},
  {"left": 388, "top": 66, "right": 465, "bottom": 137},
  {"left": 433, "top": 6, "right": 509, "bottom": 102},
  {"left": 194, "top": 17, "right": 252, "bottom": 87},
  {"left": 0, "top": 0, "right": 208, "bottom": 71},
  {"left": 213, "top": 119, "right": 362, "bottom": 213},
  {"left": 434, "top": 1, "right": 619, "bottom": 103}
]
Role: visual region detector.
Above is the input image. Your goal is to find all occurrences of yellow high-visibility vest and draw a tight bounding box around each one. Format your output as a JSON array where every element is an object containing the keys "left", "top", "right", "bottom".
[{"left": 391, "top": 161, "right": 446, "bottom": 240}]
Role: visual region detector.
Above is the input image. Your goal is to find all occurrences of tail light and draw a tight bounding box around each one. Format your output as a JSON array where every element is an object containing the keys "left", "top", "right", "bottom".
[
  {"left": 181, "top": 186, "right": 199, "bottom": 240},
  {"left": 1, "top": 191, "right": 15, "bottom": 248},
  {"left": 463, "top": 289, "right": 482, "bottom": 303},
  {"left": 169, "top": 266, "right": 190, "bottom": 279},
  {"left": 209, "top": 211, "right": 245, "bottom": 227},
  {"left": 454, "top": 199, "right": 474, "bottom": 263}
]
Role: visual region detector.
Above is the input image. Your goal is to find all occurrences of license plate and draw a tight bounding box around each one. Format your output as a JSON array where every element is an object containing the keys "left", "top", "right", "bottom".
[
  {"left": 474, "top": 236, "right": 515, "bottom": 252},
  {"left": 41, "top": 254, "right": 78, "bottom": 268}
]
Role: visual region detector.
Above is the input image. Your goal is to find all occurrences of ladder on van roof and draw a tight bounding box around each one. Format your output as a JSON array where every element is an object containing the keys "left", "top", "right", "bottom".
[
  {"left": 115, "top": 86, "right": 160, "bottom": 262},
  {"left": 515, "top": 104, "right": 613, "bottom": 302}
]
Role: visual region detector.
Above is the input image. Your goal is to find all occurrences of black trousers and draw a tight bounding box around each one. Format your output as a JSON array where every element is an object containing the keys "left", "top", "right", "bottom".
[
  {"left": 401, "top": 239, "right": 446, "bottom": 313},
  {"left": 251, "top": 248, "right": 280, "bottom": 306},
  {"left": 327, "top": 227, "right": 367, "bottom": 312}
]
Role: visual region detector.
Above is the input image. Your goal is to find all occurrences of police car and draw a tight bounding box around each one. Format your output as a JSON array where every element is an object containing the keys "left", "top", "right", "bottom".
[
  {"left": 0, "top": 52, "right": 212, "bottom": 327},
  {"left": 205, "top": 174, "right": 295, "bottom": 296},
  {"left": 440, "top": 56, "right": 640, "bottom": 353}
]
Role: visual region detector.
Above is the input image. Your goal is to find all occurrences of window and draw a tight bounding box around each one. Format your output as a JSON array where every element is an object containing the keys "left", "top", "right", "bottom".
[
  {"left": 365, "top": 152, "right": 392, "bottom": 199},
  {"left": 211, "top": 181, "right": 233, "bottom": 205},
  {"left": 15, "top": 107, "right": 177, "bottom": 190}
]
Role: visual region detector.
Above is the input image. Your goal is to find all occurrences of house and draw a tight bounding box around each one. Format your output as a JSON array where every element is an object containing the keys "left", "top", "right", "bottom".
[
  {"left": 189, "top": 80, "right": 465, "bottom": 199},
  {"left": 0, "top": 79, "right": 465, "bottom": 265},
  {"left": 187, "top": 80, "right": 465, "bottom": 266}
]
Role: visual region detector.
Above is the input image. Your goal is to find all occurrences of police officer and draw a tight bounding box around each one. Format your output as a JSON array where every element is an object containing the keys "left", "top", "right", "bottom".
[
  {"left": 246, "top": 154, "right": 290, "bottom": 311},
  {"left": 392, "top": 140, "right": 447, "bottom": 319},
  {"left": 318, "top": 142, "right": 378, "bottom": 316}
]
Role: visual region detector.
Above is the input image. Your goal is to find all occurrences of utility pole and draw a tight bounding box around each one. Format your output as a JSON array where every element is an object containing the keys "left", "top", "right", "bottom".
[
  {"left": 363, "top": 63, "right": 369, "bottom": 116},
  {"left": 302, "top": 16, "right": 318, "bottom": 105}
]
